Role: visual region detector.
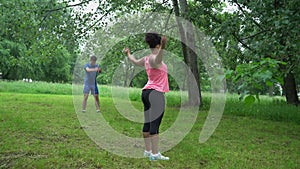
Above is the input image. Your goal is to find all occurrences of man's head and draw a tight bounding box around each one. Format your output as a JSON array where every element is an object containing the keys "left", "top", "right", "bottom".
[
  {"left": 90, "top": 55, "right": 97, "bottom": 66},
  {"left": 145, "top": 32, "right": 161, "bottom": 49}
]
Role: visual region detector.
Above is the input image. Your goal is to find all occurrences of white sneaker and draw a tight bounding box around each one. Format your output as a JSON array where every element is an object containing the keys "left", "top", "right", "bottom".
[
  {"left": 149, "top": 152, "right": 169, "bottom": 161},
  {"left": 82, "top": 110, "right": 86, "bottom": 113},
  {"left": 143, "top": 150, "right": 152, "bottom": 157},
  {"left": 96, "top": 110, "right": 101, "bottom": 113}
]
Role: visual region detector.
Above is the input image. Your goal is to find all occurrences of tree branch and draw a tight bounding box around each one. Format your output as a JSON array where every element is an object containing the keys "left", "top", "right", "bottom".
[
  {"left": 119, "top": 0, "right": 170, "bottom": 35},
  {"left": 205, "top": 8, "right": 254, "bottom": 52},
  {"left": 232, "top": 32, "right": 253, "bottom": 51},
  {"left": 163, "top": 8, "right": 174, "bottom": 34},
  {"left": 39, "top": 1, "right": 90, "bottom": 28},
  {"left": 232, "top": 0, "right": 264, "bottom": 30},
  {"left": 44, "top": 0, "right": 90, "bottom": 13},
  {"left": 83, "top": 9, "right": 112, "bottom": 33},
  {"left": 240, "top": 29, "right": 270, "bottom": 41}
]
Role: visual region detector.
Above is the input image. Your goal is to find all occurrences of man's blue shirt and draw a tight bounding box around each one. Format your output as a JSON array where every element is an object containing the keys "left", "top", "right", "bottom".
[{"left": 84, "top": 63, "right": 100, "bottom": 85}]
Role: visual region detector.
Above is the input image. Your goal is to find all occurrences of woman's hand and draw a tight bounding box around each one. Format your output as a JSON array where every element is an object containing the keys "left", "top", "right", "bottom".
[
  {"left": 161, "top": 36, "right": 167, "bottom": 49},
  {"left": 123, "top": 47, "right": 130, "bottom": 55},
  {"left": 123, "top": 47, "right": 145, "bottom": 67}
]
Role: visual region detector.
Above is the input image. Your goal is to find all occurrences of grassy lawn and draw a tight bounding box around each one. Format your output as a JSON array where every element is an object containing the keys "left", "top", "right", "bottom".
[{"left": 0, "top": 81, "right": 300, "bottom": 168}]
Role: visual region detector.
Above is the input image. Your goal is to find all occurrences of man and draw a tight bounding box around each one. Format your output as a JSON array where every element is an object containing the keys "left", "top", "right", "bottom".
[{"left": 82, "top": 55, "right": 101, "bottom": 113}]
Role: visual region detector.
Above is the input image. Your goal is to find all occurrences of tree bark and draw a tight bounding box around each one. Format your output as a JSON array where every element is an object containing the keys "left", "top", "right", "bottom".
[
  {"left": 186, "top": 20, "right": 201, "bottom": 106},
  {"left": 172, "top": 0, "right": 201, "bottom": 106},
  {"left": 283, "top": 72, "right": 299, "bottom": 105},
  {"left": 269, "top": 85, "right": 274, "bottom": 97},
  {"left": 274, "top": 0, "right": 299, "bottom": 105}
]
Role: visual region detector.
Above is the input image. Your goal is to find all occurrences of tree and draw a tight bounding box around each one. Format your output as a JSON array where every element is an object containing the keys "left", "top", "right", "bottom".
[
  {"left": 0, "top": 40, "right": 28, "bottom": 80},
  {"left": 172, "top": 0, "right": 202, "bottom": 106},
  {"left": 0, "top": 0, "right": 80, "bottom": 82},
  {"left": 37, "top": 0, "right": 299, "bottom": 105},
  {"left": 223, "top": 0, "right": 300, "bottom": 105},
  {"left": 191, "top": 0, "right": 300, "bottom": 105},
  {"left": 64, "top": 0, "right": 222, "bottom": 106}
]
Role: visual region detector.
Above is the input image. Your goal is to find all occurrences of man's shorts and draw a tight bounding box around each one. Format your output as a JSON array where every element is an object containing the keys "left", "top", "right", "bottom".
[{"left": 83, "top": 84, "right": 99, "bottom": 95}]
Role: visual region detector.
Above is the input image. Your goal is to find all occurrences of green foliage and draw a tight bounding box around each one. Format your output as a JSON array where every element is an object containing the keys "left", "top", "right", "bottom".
[
  {"left": 0, "top": 0, "right": 79, "bottom": 82},
  {"left": 42, "top": 45, "right": 73, "bottom": 83},
  {"left": 0, "top": 40, "right": 27, "bottom": 80},
  {"left": 188, "top": 0, "right": 299, "bottom": 103},
  {"left": 226, "top": 58, "right": 286, "bottom": 102},
  {"left": 244, "top": 95, "right": 256, "bottom": 105},
  {"left": 1, "top": 0, "right": 299, "bottom": 103}
]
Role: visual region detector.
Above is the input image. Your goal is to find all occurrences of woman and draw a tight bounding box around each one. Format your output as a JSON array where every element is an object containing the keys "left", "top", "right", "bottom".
[{"left": 124, "top": 32, "right": 169, "bottom": 161}]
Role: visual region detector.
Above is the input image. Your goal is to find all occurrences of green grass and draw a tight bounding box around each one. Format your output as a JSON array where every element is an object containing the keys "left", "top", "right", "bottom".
[
  {"left": 224, "top": 94, "right": 300, "bottom": 123},
  {"left": 2, "top": 80, "right": 298, "bottom": 123},
  {"left": 0, "top": 80, "right": 72, "bottom": 95},
  {"left": 0, "top": 81, "right": 300, "bottom": 168}
]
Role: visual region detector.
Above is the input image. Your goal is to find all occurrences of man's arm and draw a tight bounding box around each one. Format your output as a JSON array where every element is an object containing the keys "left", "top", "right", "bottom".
[
  {"left": 85, "top": 67, "right": 100, "bottom": 72},
  {"left": 124, "top": 48, "right": 145, "bottom": 67}
]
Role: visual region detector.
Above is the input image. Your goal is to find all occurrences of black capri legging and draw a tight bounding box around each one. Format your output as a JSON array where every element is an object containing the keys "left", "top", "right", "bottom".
[{"left": 141, "top": 89, "right": 165, "bottom": 135}]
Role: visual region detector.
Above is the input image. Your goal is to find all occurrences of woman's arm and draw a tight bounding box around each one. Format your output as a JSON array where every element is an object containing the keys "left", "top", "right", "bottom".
[
  {"left": 124, "top": 48, "right": 145, "bottom": 67},
  {"left": 150, "top": 36, "right": 167, "bottom": 68}
]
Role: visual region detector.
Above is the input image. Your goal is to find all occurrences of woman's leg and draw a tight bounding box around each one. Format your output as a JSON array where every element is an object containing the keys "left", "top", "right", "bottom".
[
  {"left": 148, "top": 90, "right": 166, "bottom": 156},
  {"left": 150, "top": 134, "right": 159, "bottom": 154},
  {"left": 149, "top": 112, "right": 164, "bottom": 154},
  {"left": 143, "top": 132, "right": 151, "bottom": 152},
  {"left": 142, "top": 90, "right": 152, "bottom": 153}
]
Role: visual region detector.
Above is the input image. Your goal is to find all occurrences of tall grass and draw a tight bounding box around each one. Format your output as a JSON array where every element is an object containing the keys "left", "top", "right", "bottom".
[
  {"left": 0, "top": 80, "right": 72, "bottom": 95},
  {"left": 1, "top": 80, "right": 299, "bottom": 123},
  {"left": 224, "top": 94, "right": 300, "bottom": 124}
]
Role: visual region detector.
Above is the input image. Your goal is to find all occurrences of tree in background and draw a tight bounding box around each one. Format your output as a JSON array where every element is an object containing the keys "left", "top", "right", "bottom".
[
  {"left": 66, "top": 0, "right": 299, "bottom": 105},
  {"left": 1, "top": 0, "right": 298, "bottom": 105},
  {"left": 0, "top": 0, "right": 79, "bottom": 82},
  {"left": 219, "top": 0, "right": 299, "bottom": 105}
]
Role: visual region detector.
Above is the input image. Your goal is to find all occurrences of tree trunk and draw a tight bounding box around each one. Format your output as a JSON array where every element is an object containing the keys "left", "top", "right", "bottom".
[
  {"left": 186, "top": 22, "right": 201, "bottom": 106},
  {"left": 283, "top": 72, "right": 299, "bottom": 105},
  {"left": 129, "top": 68, "right": 135, "bottom": 87},
  {"left": 269, "top": 85, "right": 274, "bottom": 97},
  {"left": 124, "top": 66, "right": 128, "bottom": 87},
  {"left": 273, "top": 0, "right": 299, "bottom": 105},
  {"left": 172, "top": 0, "right": 201, "bottom": 106}
]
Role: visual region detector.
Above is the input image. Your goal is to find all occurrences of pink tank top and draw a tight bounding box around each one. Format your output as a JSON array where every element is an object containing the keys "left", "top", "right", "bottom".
[{"left": 142, "top": 56, "right": 169, "bottom": 93}]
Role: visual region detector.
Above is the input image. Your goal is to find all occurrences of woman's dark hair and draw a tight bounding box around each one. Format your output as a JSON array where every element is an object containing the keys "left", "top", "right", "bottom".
[{"left": 145, "top": 32, "right": 161, "bottom": 48}]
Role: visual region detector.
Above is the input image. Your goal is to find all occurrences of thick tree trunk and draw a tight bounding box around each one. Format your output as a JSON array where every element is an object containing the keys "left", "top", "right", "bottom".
[
  {"left": 172, "top": 0, "right": 201, "bottom": 106},
  {"left": 273, "top": 0, "right": 299, "bottom": 105},
  {"left": 186, "top": 22, "right": 201, "bottom": 106},
  {"left": 283, "top": 72, "right": 299, "bottom": 105}
]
